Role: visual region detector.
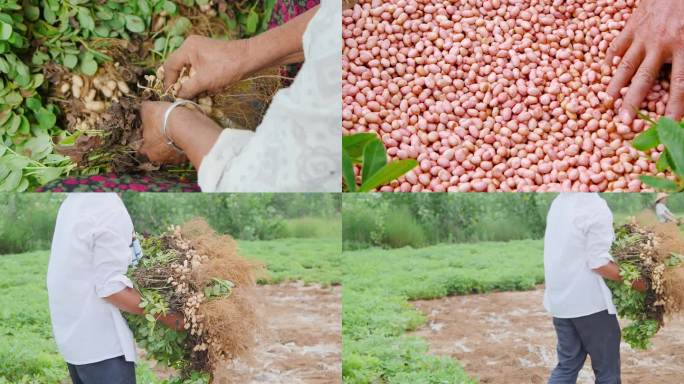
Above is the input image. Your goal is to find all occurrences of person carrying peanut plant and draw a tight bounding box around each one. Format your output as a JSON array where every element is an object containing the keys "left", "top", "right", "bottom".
[
  {"left": 543, "top": 193, "right": 647, "bottom": 384},
  {"left": 654, "top": 193, "right": 682, "bottom": 224},
  {"left": 47, "top": 193, "right": 184, "bottom": 384}
]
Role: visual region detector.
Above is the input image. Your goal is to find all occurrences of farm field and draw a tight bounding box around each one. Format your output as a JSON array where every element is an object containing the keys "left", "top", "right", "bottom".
[
  {"left": 342, "top": 238, "right": 684, "bottom": 383},
  {"left": 342, "top": 240, "right": 544, "bottom": 383},
  {"left": 0, "top": 238, "right": 341, "bottom": 384},
  {"left": 411, "top": 288, "right": 684, "bottom": 384}
]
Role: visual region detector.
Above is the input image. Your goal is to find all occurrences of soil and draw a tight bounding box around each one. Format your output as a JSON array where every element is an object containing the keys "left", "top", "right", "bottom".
[
  {"left": 410, "top": 287, "right": 684, "bottom": 384},
  {"left": 211, "top": 282, "right": 342, "bottom": 384}
]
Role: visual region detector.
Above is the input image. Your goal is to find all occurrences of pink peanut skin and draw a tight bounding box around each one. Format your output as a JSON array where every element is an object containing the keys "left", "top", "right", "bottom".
[{"left": 342, "top": 0, "right": 672, "bottom": 192}]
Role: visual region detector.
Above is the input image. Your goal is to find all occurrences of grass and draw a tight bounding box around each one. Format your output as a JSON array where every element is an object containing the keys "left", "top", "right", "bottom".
[
  {"left": 342, "top": 239, "right": 545, "bottom": 384},
  {"left": 282, "top": 216, "right": 342, "bottom": 239},
  {"left": 240, "top": 237, "right": 342, "bottom": 287},
  {"left": 0, "top": 237, "right": 340, "bottom": 384}
]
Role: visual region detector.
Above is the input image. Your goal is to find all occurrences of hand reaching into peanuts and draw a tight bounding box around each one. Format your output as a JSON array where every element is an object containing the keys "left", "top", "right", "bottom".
[{"left": 606, "top": 0, "right": 684, "bottom": 122}]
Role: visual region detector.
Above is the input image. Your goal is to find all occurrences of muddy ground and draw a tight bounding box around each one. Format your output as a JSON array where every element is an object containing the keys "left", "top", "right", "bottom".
[
  {"left": 212, "top": 282, "right": 341, "bottom": 384},
  {"left": 411, "top": 287, "right": 684, "bottom": 384}
]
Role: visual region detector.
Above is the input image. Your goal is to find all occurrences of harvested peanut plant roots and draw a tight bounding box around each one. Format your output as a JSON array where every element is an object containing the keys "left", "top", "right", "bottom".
[
  {"left": 609, "top": 221, "right": 684, "bottom": 349},
  {"left": 125, "top": 219, "right": 261, "bottom": 379}
]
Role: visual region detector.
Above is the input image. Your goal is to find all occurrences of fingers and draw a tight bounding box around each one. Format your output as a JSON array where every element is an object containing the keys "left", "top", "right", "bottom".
[
  {"left": 666, "top": 53, "right": 684, "bottom": 120},
  {"left": 176, "top": 73, "right": 210, "bottom": 99},
  {"left": 163, "top": 42, "right": 193, "bottom": 91},
  {"left": 620, "top": 53, "right": 665, "bottom": 123},
  {"left": 607, "top": 44, "right": 645, "bottom": 99},
  {"left": 606, "top": 27, "right": 633, "bottom": 66}
]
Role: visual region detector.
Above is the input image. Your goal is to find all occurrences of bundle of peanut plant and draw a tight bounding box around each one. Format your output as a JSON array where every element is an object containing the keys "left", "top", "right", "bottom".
[
  {"left": 608, "top": 220, "right": 684, "bottom": 349},
  {"left": 125, "top": 218, "right": 261, "bottom": 379}
]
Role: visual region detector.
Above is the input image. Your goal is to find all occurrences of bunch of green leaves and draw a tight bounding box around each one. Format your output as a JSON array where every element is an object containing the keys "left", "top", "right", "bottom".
[
  {"left": 164, "top": 372, "right": 210, "bottom": 384},
  {"left": 151, "top": 15, "right": 191, "bottom": 59},
  {"left": 0, "top": 0, "right": 73, "bottom": 191},
  {"left": 139, "top": 235, "right": 180, "bottom": 268},
  {"left": 632, "top": 116, "right": 684, "bottom": 191},
  {"left": 606, "top": 263, "right": 658, "bottom": 349},
  {"left": 29, "top": 0, "right": 181, "bottom": 75},
  {"left": 124, "top": 289, "right": 189, "bottom": 369},
  {"left": 175, "top": 0, "right": 276, "bottom": 37},
  {"left": 343, "top": 133, "right": 418, "bottom": 192},
  {"left": 203, "top": 277, "right": 235, "bottom": 299}
]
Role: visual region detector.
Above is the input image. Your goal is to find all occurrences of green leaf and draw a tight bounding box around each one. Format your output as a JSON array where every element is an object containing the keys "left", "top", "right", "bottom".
[
  {"left": 24, "top": 5, "right": 40, "bottom": 21},
  {"left": 32, "top": 166, "right": 64, "bottom": 184},
  {"left": 359, "top": 159, "right": 418, "bottom": 192},
  {"left": 162, "top": 1, "right": 177, "bottom": 15},
  {"left": 0, "top": 169, "right": 22, "bottom": 191},
  {"left": 125, "top": 15, "right": 146, "bottom": 33},
  {"left": 80, "top": 57, "right": 98, "bottom": 76},
  {"left": 656, "top": 149, "right": 671, "bottom": 173},
  {"left": 168, "top": 35, "right": 183, "bottom": 50},
  {"left": 361, "top": 138, "right": 387, "bottom": 183},
  {"left": 25, "top": 97, "right": 42, "bottom": 112},
  {"left": 243, "top": 10, "right": 259, "bottom": 35},
  {"left": 20, "top": 134, "right": 52, "bottom": 160},
  {"left": 93, "top": 25, "right": 110, "bottom": 37},
  {"left": 153, "top": 36, "right": 166, "bottom": 52},
  {"left": 77, "top": 7, "right": 95, "bottom": 31},
  {"left": 3, "top": 92, "right": 21, "bottom": 107},
  {"left": 656, "top": 117, "right": 684, "bottom": 177},
  {"left": 632, "top": 125, "right": 659, "bottom": 151},
  {"left": 261, "top": 0, "right": 277, "bottom": 32},
  {"left": 342, "top": 151, "right": 356, "bottom": 192},
  {"left": 35, "top": 108, "right": 56, "bottom": 130},
  {"left": 63, "top": 54, "right": 78, "bottom": 69},
  {"left": 1, "top": 153, "right": 30, "bottom": 171},
  {"left": 0, "top": 21, "right": 12, "bottom": 41},
  {"left": 167, "top": 16, "right": 191, "bottom": 36},
  {"left": 639, "top": 175, "right": 679, "bottom": 192},
  {"left": 343, "top": 133, "right": 377, "bottom": 162}
]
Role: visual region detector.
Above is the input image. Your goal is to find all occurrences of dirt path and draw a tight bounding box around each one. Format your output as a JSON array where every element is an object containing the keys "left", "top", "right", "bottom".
[
  {"left": 212, "top": 282, "right": 341, "bottom": 384},
  {"left": 411, "top": 288, "right": 684, "bottom": 384}
]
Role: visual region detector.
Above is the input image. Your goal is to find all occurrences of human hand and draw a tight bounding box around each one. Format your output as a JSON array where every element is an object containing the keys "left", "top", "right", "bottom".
[
  {"left": 138, "top": 101, "right": 187, "bottom": 165},
  {"left": 631, "top": 278, "right": 649, "bottom": 293},
  {"left": 163, "top": 35, "right": 252, "bottom": 99},
  {"left": 606, "top": 0, "right": 684, "bottom": 122},
  {"left": 158, "top": 311, "right": 186, "bottom": 331}
]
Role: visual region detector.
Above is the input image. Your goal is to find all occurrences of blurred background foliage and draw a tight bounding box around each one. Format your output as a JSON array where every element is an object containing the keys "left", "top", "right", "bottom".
[
  {"left": 0, "top": 193, "right": 340, "bottom": 254},
  {"left": 342, "top": 193, "right": 684, "bottom": 250}
]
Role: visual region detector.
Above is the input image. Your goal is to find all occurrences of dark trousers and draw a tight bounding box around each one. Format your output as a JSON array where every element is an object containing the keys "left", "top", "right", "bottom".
[
  {"left": 67, "top": 355, "right": 136, "bottom": 384},
  {"left": 548, "top": 310, "right": 621, "bottom": 384}
]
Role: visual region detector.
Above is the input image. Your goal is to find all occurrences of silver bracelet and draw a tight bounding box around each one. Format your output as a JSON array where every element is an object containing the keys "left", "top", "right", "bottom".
[{"left": 161, "top": 99, "right": 201, "bottom": 154}]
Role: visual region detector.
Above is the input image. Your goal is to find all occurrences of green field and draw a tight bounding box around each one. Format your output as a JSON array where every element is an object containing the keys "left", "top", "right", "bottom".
[
  {"left": 0, "top": 238, "right": 339, "bottom": 384},
  {"left": 342, "top": 240, "right": 545, "bottom": 384}
]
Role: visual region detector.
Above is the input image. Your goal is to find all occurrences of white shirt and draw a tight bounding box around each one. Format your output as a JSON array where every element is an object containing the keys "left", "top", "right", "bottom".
[
  {"left": 655, "top": 203, "right": 676, "bottom": 223},
  {"left": 543, "top": 193, "right": 617, "bottom": 318},
  {"left": 198, "top": 0, "right": 341, "bottom": 192},
  {"left": 47, "top": 193, "right": 137, "bottom": 364}
]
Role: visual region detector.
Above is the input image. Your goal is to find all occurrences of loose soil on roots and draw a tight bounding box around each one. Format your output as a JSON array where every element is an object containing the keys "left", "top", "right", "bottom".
[
  {"left": 410, "top": 288, "right": 684, "bottom": 384},
  {"left": 211, "top": 282, "right": 342, "bottom": 384}
]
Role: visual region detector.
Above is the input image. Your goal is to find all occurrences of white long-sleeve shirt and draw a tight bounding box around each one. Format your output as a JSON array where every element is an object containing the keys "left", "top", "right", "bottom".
[
  {"left": 198, "top": 0, "right": 341, "bottom": 192},
  {"left": 47, "top": 193, "right": 137, "bottom": 364},
  {"left": 543, "top": 193, "right": 617, "bottom": 319},
  {"left": 655, "top": 202, "right": 676, "bottom": 223}
]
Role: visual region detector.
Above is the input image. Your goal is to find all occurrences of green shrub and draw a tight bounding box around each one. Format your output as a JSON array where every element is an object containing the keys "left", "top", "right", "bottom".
[
  {"left": 283, "top": 216, "right": 341, "bottom": 239},
  {"left": 382, "top": 207, "right": 426, "bottom": 248}
]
